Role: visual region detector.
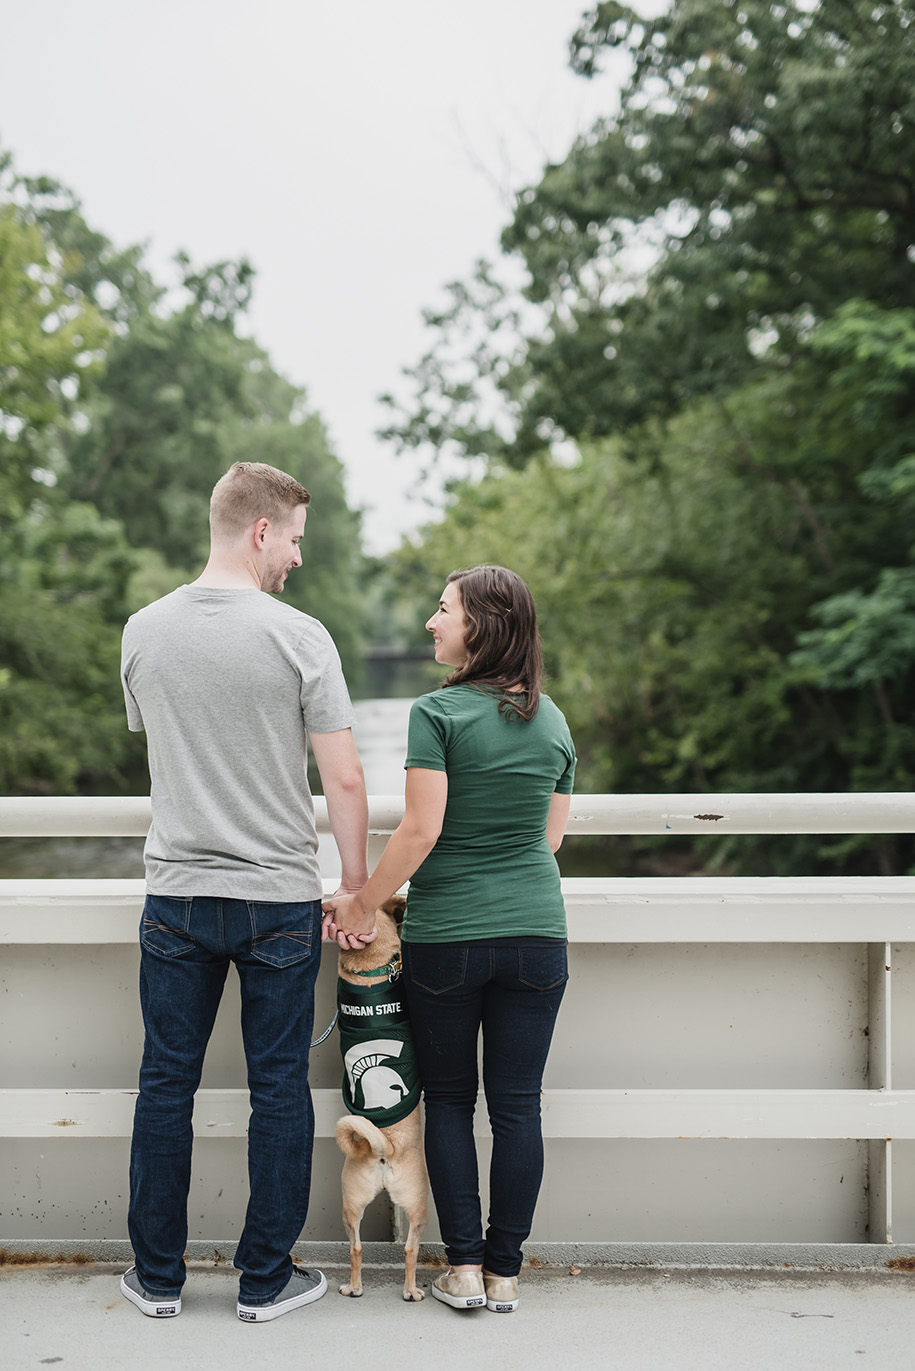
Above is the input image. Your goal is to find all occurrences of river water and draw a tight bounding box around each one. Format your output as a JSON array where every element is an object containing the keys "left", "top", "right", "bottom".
[{"left": 0, "top": 697, "right": 414, "bottom": 880}]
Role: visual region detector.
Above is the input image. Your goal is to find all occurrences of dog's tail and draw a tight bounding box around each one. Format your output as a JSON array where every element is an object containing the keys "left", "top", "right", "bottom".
[{"left": 335, "top": 1115, "right": 394, "bottom": 1161}]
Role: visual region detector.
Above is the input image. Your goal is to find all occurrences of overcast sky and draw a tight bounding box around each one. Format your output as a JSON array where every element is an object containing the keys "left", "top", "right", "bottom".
[{"left": 2, "top": 1, "right": 636, "bottom": 553}]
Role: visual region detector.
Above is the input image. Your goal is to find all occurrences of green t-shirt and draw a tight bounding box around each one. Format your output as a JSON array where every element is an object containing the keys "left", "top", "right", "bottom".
[{"left": 402, "top": 685, "right": 576, "bottom": 943}]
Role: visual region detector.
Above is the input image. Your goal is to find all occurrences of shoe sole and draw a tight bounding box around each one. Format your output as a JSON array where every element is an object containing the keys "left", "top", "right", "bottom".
[
  {"left": 486, "top": 1297, "right": 519, "bottom": 1311},
  {"left": 431, "top": 1283, "right": 485, "bottom": 1310},
  {"left": 237, "top": 1271, "right": 328, "bottom": 1322},
  {"left": 120, "top": 1274, "right": 181, "bottom": 1318}
]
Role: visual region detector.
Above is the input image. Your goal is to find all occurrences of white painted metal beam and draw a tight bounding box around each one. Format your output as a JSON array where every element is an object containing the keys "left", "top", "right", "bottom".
[
  {"left": 6, "top": 876, "right": 915, "bottom": 944},
  {"left": 4, "top": 1087, "right": 914, "bottom": 1141},
  {"left": 0, "top": 1089, "right": 350, "bottom": 1140},
  {"left": 2, "top": 791, "right": 915, "bottom": 837},
  {"left": 563, "top": 877, "right": 915, "bottom": 942},
  {"left": 538, "top": 1090, "right": 915, "bottom": 1139},
  {"left": 563, "top": 792, "right": 915, "bottom": 835}
]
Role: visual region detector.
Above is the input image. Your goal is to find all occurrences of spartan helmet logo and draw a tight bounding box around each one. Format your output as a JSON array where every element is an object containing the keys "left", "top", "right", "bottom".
[{"left": 343, "top": 1038, "right": 408, "bottom": 1112}]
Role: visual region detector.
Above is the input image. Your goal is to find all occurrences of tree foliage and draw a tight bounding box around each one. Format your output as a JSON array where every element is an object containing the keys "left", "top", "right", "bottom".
[
  {"left": 65, "top": 270, "right": 258, "bottom": 569},
  {"left": 385, "top": 0, "right": 915, "bottom": 466},
  {"left": 391, "top": 299, "right": 915, "bottom": 872},
  {"left": 0, "top": 152, "right": 366, "bottom": 794},
  {"left": 382, "top": 1, "right": 915, "bottom": 874},
  {"left": 0, "top": 190, "right": 107, "bottom": 515},
  {"left": 0, "top": 175, "right": 140, "bottom": 793},
  {"left": 506, "top": 0, "right": 915, "bottom": 441}
]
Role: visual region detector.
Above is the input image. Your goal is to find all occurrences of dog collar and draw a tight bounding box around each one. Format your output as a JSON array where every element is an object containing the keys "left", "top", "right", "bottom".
[{"left": 352, "top": 953, "right": 401, "bottom": 983}]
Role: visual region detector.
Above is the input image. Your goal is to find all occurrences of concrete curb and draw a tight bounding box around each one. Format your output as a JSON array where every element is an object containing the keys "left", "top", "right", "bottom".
[{"left": 4, "top": 1238, "right": 915, "bottom": 1272}]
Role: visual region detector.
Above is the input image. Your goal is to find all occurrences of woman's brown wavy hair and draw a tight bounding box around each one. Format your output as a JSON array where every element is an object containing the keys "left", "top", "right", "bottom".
[{"left": 441, "top": 564, "right": 543, "bottom": 721}]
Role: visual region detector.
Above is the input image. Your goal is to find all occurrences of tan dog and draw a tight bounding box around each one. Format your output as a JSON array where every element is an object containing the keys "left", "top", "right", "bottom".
[{"left": 335, "top": 895, "right": 429, "bottom": 1301}]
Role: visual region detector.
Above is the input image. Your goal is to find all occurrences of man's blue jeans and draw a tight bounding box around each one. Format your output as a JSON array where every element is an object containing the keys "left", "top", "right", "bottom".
[
  {"left": 401, "top": 940, "right": 568, "bottom": 1276},
  {"left": 128, "top": 895, "right": 322, "bottom": 1304}
]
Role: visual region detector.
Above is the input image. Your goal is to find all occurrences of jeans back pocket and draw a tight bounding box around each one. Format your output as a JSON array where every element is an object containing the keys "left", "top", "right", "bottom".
[
  {"left": 247, "top": 901, "right": 319, "bottom": 968},
  {"left": 140, "top": 896, "right": 197, "bottom": 959},
  {"left": 518, "top": 945, "right": 569, "bottom": 990},
  {"left": 402, "top": 942, "right": 468, "bottom": 994}
]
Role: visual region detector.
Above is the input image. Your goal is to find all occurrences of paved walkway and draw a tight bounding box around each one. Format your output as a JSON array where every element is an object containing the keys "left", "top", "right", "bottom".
[{"left": 4, "top": 1260, "right": 915, "bottom": 1371}]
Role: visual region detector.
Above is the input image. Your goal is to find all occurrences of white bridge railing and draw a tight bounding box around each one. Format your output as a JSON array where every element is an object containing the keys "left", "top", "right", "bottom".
[{"left": 3, "top": 792, "right": 915, "bottom": 1257}]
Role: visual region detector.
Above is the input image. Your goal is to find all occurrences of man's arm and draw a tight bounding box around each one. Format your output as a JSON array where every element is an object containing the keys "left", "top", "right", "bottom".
[{"left": 308, "top": 728, "right": 370, "bottom": 897}]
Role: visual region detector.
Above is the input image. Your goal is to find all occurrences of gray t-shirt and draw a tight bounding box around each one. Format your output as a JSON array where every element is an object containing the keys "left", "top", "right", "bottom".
[{"left": 121, "top": 585, "right": 354, "bottom": 900}]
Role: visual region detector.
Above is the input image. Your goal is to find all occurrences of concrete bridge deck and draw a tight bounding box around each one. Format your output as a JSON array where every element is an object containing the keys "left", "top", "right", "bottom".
[{"left": 4, "top": 1259, "right": 915, "bottom": 1371}]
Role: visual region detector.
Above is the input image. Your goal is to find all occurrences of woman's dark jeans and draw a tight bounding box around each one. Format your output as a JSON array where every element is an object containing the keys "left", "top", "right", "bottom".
[
  {"left": 128, "top": 895, "right": 322, "bottom": 1303},
  {"left": 401, "top": 940, "right": 568, "bottom": 1276}
]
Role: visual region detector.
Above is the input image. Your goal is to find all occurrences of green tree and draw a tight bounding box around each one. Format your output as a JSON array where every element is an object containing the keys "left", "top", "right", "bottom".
[
  {"left": 379, "top": 261, "right": 539, "bottom": 474},
  {"left": 1, "top": 152, "right": 367, "bottom": 790},
  {"left": 384, "top": 0, "right": 915, "bottom": 468},
  {"left": 0, "top": 182, "right": 140, "bottom": 793},
  {"left": 506, "top": 0, "right": 915, "bottom": 442},
  {"left": 13, "top": 164, "right": 160, "bottom": 326},
  {"left": 63, "top": 256, "right": 258, "bottom": 569},
  {"left": 390, "top": 298, "right": 915, "bottom": 874},
  {"left": 377, "top": 2, "right": 915, "bottom": 879},
  {"left": 0, "top": 502, "right": 140, "bottom": 794},
  {"left": 59, "top": 243, "right": 366, "bottom": 678},
  {"left": 789, "top": 300, "right": 915, "bottom": 793},
  {"left": 0, "top": 195, "right": 107, "bottom": 516}
]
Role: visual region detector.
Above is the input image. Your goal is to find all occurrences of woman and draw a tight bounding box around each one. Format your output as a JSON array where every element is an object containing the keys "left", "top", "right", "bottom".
[{"left": 323, "top": 564, "right": 575, "bottom": 1312}]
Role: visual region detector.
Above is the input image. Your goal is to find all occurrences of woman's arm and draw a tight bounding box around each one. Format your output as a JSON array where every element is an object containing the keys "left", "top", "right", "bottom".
[
  {"left": 546, "top": 792, "right": 571, "bottom": 853},
  {"left": 322, "top": 767, "right": 448, "bottom": 946}
]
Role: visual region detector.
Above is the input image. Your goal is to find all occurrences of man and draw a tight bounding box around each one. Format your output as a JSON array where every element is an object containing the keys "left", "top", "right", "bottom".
[{"left": 119, "top": 461, "right": 373, "bottom": 1322}]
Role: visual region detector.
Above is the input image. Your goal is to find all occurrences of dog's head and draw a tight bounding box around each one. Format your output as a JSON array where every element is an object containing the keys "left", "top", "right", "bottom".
[
  {"left": 336, "top": 894, "right": 406, "bottom": 980},
  {"left": 381, "top": 894, "right": 406, "bottom": 928}
]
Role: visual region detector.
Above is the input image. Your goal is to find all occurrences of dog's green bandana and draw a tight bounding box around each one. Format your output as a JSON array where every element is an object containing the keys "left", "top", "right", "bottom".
[{"left": 337, "top": 977, "right": 421, "bottom": 1126}]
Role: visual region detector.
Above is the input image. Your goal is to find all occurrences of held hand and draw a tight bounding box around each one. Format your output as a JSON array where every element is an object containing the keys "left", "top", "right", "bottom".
[
  {"left": 321, "top": 892, "right": 378, "bottom": 948},
  {"left": 322, "top": 906, "right": 374, "bottom": 946}
]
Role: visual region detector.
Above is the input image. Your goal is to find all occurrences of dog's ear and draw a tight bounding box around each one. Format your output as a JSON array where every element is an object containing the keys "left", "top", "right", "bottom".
[{"left": 381, "top": 894, "right": 407, "bottom": 926}]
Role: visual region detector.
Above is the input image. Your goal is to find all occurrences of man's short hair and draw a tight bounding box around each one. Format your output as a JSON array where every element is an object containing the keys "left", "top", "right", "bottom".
[{"left": 210, "top": 462, "right": 311, "bottom": 539}]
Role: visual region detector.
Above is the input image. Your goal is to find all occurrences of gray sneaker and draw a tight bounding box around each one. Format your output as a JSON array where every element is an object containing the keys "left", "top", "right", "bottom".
[
  {"left": 120, "top": 1266, "right": 181, "bottom": 1318},
  {"left": 237, "top": 1265, "right": 327, "bottom": 1322}
]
